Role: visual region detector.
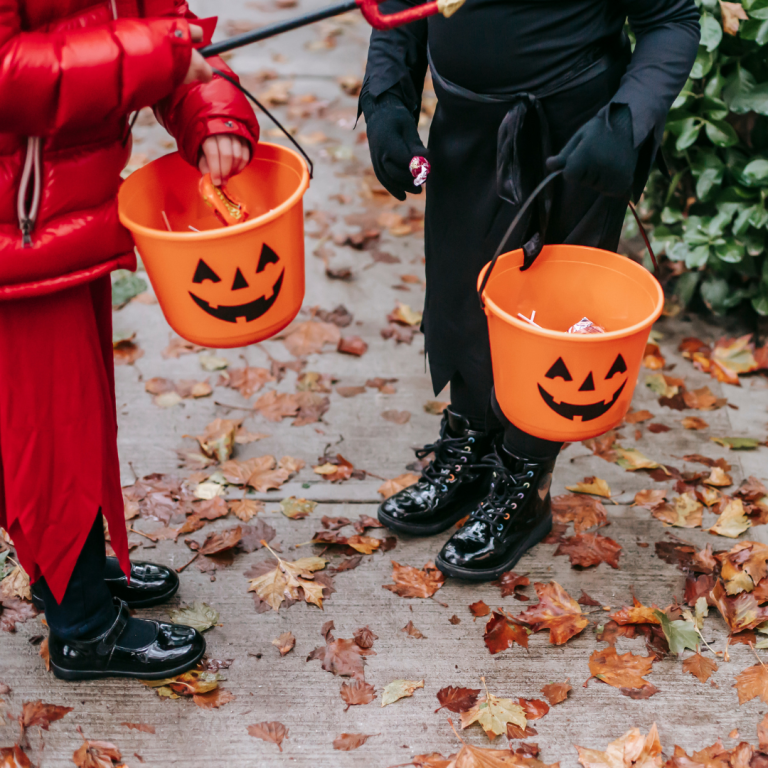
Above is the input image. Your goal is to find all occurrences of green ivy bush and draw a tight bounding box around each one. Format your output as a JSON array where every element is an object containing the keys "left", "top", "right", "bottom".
[{"left": 644, "top": 0, "right": 768, "bottom": 315}]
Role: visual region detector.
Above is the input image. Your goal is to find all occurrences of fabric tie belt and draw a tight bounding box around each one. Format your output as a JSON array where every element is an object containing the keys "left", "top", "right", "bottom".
[{"left": 427, "top": 43, "right": 622, "bottom": 269}]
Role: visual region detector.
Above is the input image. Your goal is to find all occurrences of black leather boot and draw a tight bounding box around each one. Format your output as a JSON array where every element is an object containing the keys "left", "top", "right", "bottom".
[
  {"left": 435, "top": 445, "right": 555, "bottom": 581},
  {"left": 32, "top": 558, "right": 179, "bottom": 611},
  {"left": 49, "top": 599, "right": 205, "bottom": 681},
  {"left": 378, "top": 408, "right": 498, "bottom": 536}
]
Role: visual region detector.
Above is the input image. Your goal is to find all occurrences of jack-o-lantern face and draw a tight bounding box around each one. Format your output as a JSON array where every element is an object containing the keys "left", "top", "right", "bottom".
[
  {"left": 537, "top": 353, "right": 627, "bottom": 422},
  {"left": 188, "top": 243, "right": 284, "bottom": 323}
]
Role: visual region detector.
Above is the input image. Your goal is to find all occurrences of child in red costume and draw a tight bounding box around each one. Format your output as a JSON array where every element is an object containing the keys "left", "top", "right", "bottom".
[{"left": 0, "top": 0, "right": 259, "bottom": 681}]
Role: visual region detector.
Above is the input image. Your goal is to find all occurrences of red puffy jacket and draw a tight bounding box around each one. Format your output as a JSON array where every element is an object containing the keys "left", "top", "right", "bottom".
[{"left": 0, "top": 0, "right": 260, "bottom": 299}]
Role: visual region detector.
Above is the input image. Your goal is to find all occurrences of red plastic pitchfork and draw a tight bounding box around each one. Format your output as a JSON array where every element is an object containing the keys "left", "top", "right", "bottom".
[{"left": 199, "top": 0, "right": 464, "bottom": 57}]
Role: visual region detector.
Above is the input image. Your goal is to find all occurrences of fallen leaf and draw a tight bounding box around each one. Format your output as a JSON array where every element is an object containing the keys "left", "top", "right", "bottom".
[
  {"left": 551, "top": 494, "right": 607, "bottom": 533},
  {"left": 651, "top": 493, "right": 703, "bottom": 529},
  {"left": 247, "top": 549, "right": 329, "bottom": 611},
  {"left": 1, "top": 745, "right": 32, "bottom": 768},
  {"left": 610, "top": 598, "right": 662, "bottom": 626},
  {"left": 333, "top": 733, "right": 373, "bottom": 751},
  {"left": 280, "top": 497, "right": 317, "bottom": 519},
  {"left": 566, "top": 476, "right": 611, "bottom": 498},
  {"left": 434, "top": 686, "right": 481, "bottom": 713},
  {"left": 307, "top": 624, "right": 376, "bottom": 680},
  {"left": 682, "top": 652, "right": 718, "bottom": 683},
  {"left": 625, "top": 409, "right": 654, "bottom": 424},
  {"left": 338, "top": 336, "right": 368, "bottom": 356},
  {"left": 0, "top": 565, "right": 30, "bottom": 601},
  {"left": 705, "top": 466, "right": 733, "bottom": 487},
  {"left": 424, "top": 400, "right": 449, "bottom": 415},
  {"left": 120, "top": 723, "right": 155, "bottom": 734},
  {"left": 460, "top": 682, "right": 527, "bottom": 740},
  {"left": 712, "top": 436, "right": 761, "bottom": 450},
  {"left": 578, "top": 590, "right": 601, "bottom": 606},
  {"left": 588, "top": 647, "right": 654, "bottom": 690},
  {"left": 229, "top": 498, "right": 263, "bottom": 522},
  {"left": 72, "top": 735, "right": 123, "bottom": 768},
  {"left": 484, "top": 611, "right": 529, "bottom": 653},
  {"left": 162, "top": 335, "right": 204, "bottom": 359},
  {"left": 199, "top": 353, "right": 229, "bottom": 371},
  {"left": 192, "top": 418, "right": 239, "bottom": 463},
  {"left": 709, "top": 498, "right": 751, "bottom": 538},
  {"left": 382, "top": 409, "right": 411, "bottom": 424},
  {"left": 383, "top": 561, "right": 445, "bottom": 598},
  {"left": 113, "top": 335, "right": 144, "bottom": 366},
  {"left": 217, "top": 366, "right": 274, "bottom": 398},
  {"left": 167, "top": 602, "right": 219, "bottom": 632},
  {"left": 272, "top": 631, "right": 296, "bottom": 656},
  {"left": 470, "top": 601, "right": 491, "bottom": 618},
  {"left": 199, "top": 526, "right": 243, "bottom": 556},
  {"left": 0, "top": 598, "right": 38, "bottom": 632},
  {"left": 340, "top": 680, "right": 376, "bottom": 710},
  {"left": 516, "top": 581, "right": 589, "bottom": 645},
  {"left": 282, "top": 320, "right": 341, "bottom": 357},
  {"left": 734, "top": 663, "right": 768, "bottom": 705},
  {"left": 492, "top": 571, "right": 530, "bottom": 599},
  {"left": 576, "top": 724, "right": 661, "bottom": 768},
  {"left": 192, "top": 688, "right": 236, "bottom": 709},
  {"left": 247, "top": 722, "right": 288, "bottom": 752},
  {"left": 378, "top": 473, "right": 420, "bottom": 499},
  {"left": 615, "top": 448, "right": 660, "bottom": 471},
  {"left": 710, "top": 580, "right": 768, "bottom": 632},
  {"left": 682, "top": 417, "right": 709, "bottom": 430},
  {"left": 540, "top": 680, "right": 571, "bottom": 705},
  {"left": 654, "top": 609, "right": 698, "bottom": 655},
  {"left": 555, "top": 533, "right": 622, "bottom": 569},
  {"left": 381, "top": 679, "right": 424, "bottom": 707},
  {"left": 337, "top": 386, "right": 366, "bottom": 398},
  {"left": 21, "top": 701, "right": 73, "bottom": 730},
  {"left": 402, "top": 620, "right": 426, "bottom": 639},
  {"left": 388, "top": 303, "right": 422, "bottom": 326},
  {"left": 142, "top": 669, "right": 221, "bottom": 698}
]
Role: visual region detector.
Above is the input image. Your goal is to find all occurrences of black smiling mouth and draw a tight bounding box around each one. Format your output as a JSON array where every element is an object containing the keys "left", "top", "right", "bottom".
[
  {"left": 537, "top": 379, "right": 626, "bottom": 421},
  {"left": 189, "top": 270, "right": 284, "bottom": 323}
]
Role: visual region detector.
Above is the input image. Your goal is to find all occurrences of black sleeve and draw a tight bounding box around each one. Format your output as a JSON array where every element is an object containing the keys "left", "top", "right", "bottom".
[
  {"left": 614, "top": 0, "right": 701, "bottom": 148},
  {"left": 359, "top": 0, "right": 429, "bottom": 118}
]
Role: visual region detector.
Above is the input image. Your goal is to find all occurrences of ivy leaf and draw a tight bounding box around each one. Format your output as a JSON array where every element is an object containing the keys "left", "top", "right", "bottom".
[
  {"left": 741, "top": 18, "right": 768, "bottom": 43},
  {"left": 742, "top": 158, "right": 768, "bottom": 186},
  {"left": 691, "top": 46, "right": 715, "bottom": 79},
  {"left": 700, "top": 12, "right": 724, "bottom": 49},
  {"left": 653, "top": 609, "right": 699, "bottom": 655}
]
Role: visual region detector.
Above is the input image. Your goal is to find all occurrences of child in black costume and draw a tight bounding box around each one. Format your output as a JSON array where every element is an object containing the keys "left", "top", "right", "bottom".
[{"left": 361, "top": 0, "right": 700, "bottom": 580}]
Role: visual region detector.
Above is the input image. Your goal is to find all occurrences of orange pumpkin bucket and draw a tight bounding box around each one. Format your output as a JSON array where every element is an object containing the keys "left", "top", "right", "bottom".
[
  {"left": 118, "top": 142, "right": 310, "bottom": 348},
  {"left": 477, "top": 172, "right": 664, "bottom": 443}
]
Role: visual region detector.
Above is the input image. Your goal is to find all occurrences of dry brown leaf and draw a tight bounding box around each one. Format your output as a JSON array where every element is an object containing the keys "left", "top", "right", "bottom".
[
  {"left": 378, "top": 473, "right": 420, "bottom": 499},
  {"left": 554, "top": 533, "right": 622, "bottom": 569},
  {"left": 120, "top": 723, "right": 155, "bottom": 734},
  {"left": 720, "top": 0, "right": 749, "bottom": 34},
  {"left": 272, "top": 631, "right": 296, "bottom": 656},
  {"left": 0, "top": 565, "right": 30, "bottom": 601},
  {"left": 247, "top": 550, "right": 329, "bottom": 611},
  {"left": 340, "top": 680, "right": 376, "bottom": 710},
  {"left": 734, "top": 663, "right": 768, "bottom": 705},
  {"left": 576, "top": 724, "right": 661, "bottom": 768},
  {"left": 682, "top": 652, "right": 718, "bottom": 683},
  {"left": 625, "top": 409, "right": 654, "bottom": 424},
  {"left": 307, "top": 624, "right": 376, "bottom": 680},
  {"left": 460, "top": 682, "right": 527, "bottom": 740},
  {"left": 610, "top": 598, "right": 661, "bottom": 626},
  {"left": 588, "top": 647, "right": 655, "bottom": 690},
  {"left": 217, "top": 366, "right": 274, "bottom": 398},
  {"left": 229, "top": 499, "right": 263, "bottom": 522},
  {"left": 383, "top": 561, "right": 445, "bottom": 598},
  {"left": 21, "top": 701, "right": 73, "bottom": 730},
  {"left": 247, "top": 722, "right": 288, "bottom": 752},
  {"left": 682, "top": 417, "right": 709, "bottom": 430},
  {"left": 282, "top": 320, "right": 341, "bottom": 357},
  {"left": 709, "top": 498, "right": 751, "bottom": 538},
  {"left": 333, "top": 733, "right": 373, "bottom": 751},
  {"left": 516, "top": 581, "right": 589, "bottom": 645},
  {"left": 484, "top": 611, "right": 529, "bottom": 653},
  {"left": 651, "top": 493, "right": 703, "bottom": 529},
  {"left": 381, "top": 679, "right": 424, "bottom": 706},
  {"left": 192, "top": 688, "right": 236, "bottom": 709},
  {"left": 382, "top": 409, "right": 411, "bottom": 424},
  {"left": 71, "top": 733, "right": 122, "bottom": 768},
  {"left": 551, "top": 494, "right": 607, "bottom": 533},
  {"left": 434, "top": 686, "right": 481, "bottom": 713},
  {"left": 540, "top": 680, "right": 571, "bottom": 706},
  {"left": 565, "top": 477, "right": 611, "bottom": 498}
]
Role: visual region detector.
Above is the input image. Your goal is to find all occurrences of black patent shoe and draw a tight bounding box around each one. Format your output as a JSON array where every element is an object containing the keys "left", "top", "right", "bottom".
[
  {"left": 436, "top": 446, "right": 555, "bottom": 581},
  {"left": 49, "top": 599, "right": 205, "bottom": 681},
  {"left": 32, "top": 558, "right": 179, "bottom": 612},
  {"left": 378, "top": 408, "right": 497, "bottom": 536}
]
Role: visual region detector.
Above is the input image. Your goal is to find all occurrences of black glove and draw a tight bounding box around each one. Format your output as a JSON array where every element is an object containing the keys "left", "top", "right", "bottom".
[
  {"left": 362, "top": 90, "right": 428, "bottom": 202},
  {"left": 546, "top": 104, "right": 639, "bottom": 198}
]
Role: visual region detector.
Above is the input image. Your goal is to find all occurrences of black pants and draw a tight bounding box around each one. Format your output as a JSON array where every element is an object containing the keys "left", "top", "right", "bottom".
[
  {"left": 424, "top": 53, "right": 631, "bottom": 461},
  {"left": 33, "top": 513, "right": 116, "bottom": 640}
]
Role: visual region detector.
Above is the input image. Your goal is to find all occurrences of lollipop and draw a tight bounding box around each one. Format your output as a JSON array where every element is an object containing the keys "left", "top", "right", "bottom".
[{"left": 409, "top": 156, "right": 431, "bottom": 187}]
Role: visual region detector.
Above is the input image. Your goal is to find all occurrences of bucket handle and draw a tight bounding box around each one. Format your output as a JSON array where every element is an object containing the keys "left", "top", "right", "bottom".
[
  {"left": 477, "top": 169, "right": 659, "bottom": 309},
  {"left": 211, "top": 68, "right": 315, "bottom": 180}
]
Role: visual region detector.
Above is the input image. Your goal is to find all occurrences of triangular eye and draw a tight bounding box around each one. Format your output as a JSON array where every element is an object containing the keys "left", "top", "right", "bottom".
[
  {"left": 579, "top": 372, "right": 595, "bottom": 391},
  {"left": 545, "top": 357, "right": 572, "bottom": 381},
  {"left": 606, "top": 354, "right": 627, "bottom": 379},
  {"left": 232, "top": 268, "right": 249, "bottom": 290},
  {"left": 192, "top": 259, "right": 221, "bottom": 284},
  {"left": 257, "top": 243, "right": 279, "bottom": 273}
]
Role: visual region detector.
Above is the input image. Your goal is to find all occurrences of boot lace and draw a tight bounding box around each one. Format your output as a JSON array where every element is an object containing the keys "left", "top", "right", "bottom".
[
  {"left": 470, "top": 457, "right": 535, "bottom": 531},
  {"left": 416, "top": 429, "right": 477, "bottom": 492}
]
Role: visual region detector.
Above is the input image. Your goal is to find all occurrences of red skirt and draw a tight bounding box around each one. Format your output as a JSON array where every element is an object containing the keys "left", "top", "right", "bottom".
[{"left": 0, "top": 275, "right": 129, "bottom": 603}]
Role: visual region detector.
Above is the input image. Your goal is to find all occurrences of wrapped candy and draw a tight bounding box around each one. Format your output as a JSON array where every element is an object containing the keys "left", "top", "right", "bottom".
[
  {"left": 409, "top": 156, "right": 431, "bottom": 187},
  {"left": 567, "top": 317, "right": 605, "bottom": 334},
  {"left": 199, "top": 174, "right": 249, "bottom": 226}
]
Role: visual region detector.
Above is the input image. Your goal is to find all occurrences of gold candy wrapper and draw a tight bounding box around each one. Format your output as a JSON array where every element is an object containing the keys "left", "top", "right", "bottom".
[{"left": 199, "top": 174, "right": 249, "bottom": 226}]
